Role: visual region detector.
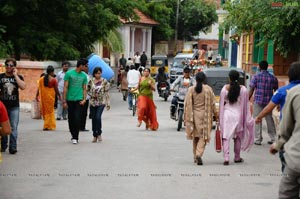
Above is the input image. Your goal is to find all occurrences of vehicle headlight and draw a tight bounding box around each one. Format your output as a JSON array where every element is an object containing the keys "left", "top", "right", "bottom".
[{"left": 170, "top": 71, "right": 176, "bottom": 75}]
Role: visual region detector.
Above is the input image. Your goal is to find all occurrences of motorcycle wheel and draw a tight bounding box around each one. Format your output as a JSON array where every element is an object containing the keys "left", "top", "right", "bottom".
[
  {"left": 164, "top": 94, "right": 168, "bottom": 101},
  {"left": 177, "top": 110, "right": 183, "bottom": 131}
]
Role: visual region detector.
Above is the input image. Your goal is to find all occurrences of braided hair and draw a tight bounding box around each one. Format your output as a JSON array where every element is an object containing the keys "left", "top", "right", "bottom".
[
  {"left": 227, "top": 70, "right": 240, "bottom": 104},
  {"left": 195, "top": 72, "right": 206, "bottom": 93}
]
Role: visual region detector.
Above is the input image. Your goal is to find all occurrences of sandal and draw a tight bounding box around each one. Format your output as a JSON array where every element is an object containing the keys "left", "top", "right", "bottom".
[
  {"left": 223, "top": 161, "right": 229, "bottom": 166},
  {"left": 234, "top": 158, "right": 244, "bottom": 163}
]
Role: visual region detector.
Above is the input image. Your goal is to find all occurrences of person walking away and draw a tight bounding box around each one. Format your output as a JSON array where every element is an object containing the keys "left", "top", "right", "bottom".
[
  {"left": 0, "top": 58, "right": 26, "bottom": 154},
  {"left": 134, "top": 52, "right": 141, "bottom": 70},
  {"left": 156, "top": 66, "right": 170, "bottom": 92},
  {"left": 127, "top": 65, "right": 140, "bottom": 110},
  {"left": 170, "top": 67, "right": 195, "bottom": 119},
  {"left": 136, "top": 68, "right": 158, "bottom": 131},
  {"left": 184, "top": 72, "right": 217, "bottom": 165},
  {"left": 140, "top": 51, "right": 148, "bottom": 67},
  {"left": 56, "top": 61, "right": 70, "bottom": 120},
  {"left": 119, "top": 54, "right": 127, "bottom": 69},
  {"left": 270, "top": 85, "right": 300, "bottom": 198},
  {"left": 255, "top": 62, "right": 300, "bottom": 172},
  {"left": 36, "top": 65, "right": 60, "bottom": 131},
  {"left": 79, "top": 64, "right": 90, "bottom": 132},
  {"left": 249, "top": 60, "right": 278, "bottom": 145},
  {"left": 63, "top": 58, "right": 88, "bottom": 144},
  {"left": 219, "top": 70, "right": 254, "bottom": 165},
  {"left": 87, "top": 67, "right": 110, "bottom": 142},
  {"left": 0, "top": 100, "right": 11, "bottom": 162},
  {"left": 120, "top": 66, "right": 129, "bottom": 101}
]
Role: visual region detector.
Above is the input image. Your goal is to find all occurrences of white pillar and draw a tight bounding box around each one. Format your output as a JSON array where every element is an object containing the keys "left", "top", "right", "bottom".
[
  {"left": 147, "top": 29, "right": 152, "bottom": 56},
  {"left": 130, "top": 27, "right": 135, "bottom": 58},
  {"left": 142, "top": 29, "right": 147, "bottom": 52}
]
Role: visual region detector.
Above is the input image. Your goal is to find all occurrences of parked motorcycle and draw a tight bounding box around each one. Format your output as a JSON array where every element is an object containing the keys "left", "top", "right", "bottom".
[{"left": 157, "top": 81, "right": 170, "bottom": 101}]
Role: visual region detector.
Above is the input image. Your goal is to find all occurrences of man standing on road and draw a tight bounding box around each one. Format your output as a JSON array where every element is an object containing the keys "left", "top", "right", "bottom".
[
  {"left": 134, "top": 52, "right": 141, "bottom": 70},
  {"left": 119, "top": 54, "right": 127, "bottom": 69},
  {"left": 63, "top": 58, "right": 88, "bottom": 144},
  {"left": 127, "top": 65, "right": 140, "bottom": 110},
  {"left": 249, "top": 60, "right": 278, "bottom": 145},
  {"left": 56, "top": 61, "right": 70, "bottom": 120},
  {"left": 270, "top": 84, "right": 300, "bottom": 198},
  {"left": 0, "top": 58, "right": 26, "bottom": 154},
  {"left": 140, "top": 51, "right": 147, "bottom": 68}
]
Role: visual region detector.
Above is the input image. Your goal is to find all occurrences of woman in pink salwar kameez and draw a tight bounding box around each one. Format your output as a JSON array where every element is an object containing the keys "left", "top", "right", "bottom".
[{"left": 219, "top": 70, "right": 254, "bottom": 165}]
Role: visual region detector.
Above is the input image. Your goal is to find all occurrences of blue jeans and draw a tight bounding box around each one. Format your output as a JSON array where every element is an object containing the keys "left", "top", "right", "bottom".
[
  {"left": 128, "top": 87, "right": 133, "bottom": 109},
  {"left": 1, "top": 107, "right": 20, "bottom": 151},
  {"left": 90, "top": 105, "right": 105, "bottom": 137},
  {"left": 67, "top": 101, "right": 82, "bottom": 140}
]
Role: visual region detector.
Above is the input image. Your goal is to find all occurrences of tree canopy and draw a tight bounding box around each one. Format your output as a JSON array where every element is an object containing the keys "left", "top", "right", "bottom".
[
  {"left": 223, "top": 0, "right": 300, "bottom": 57},
  {"left": 0, "top": 0, "right": 218, "bottom": 60},
  {"left": 0, "top": 0, "right": 139, "bottom": 60}
]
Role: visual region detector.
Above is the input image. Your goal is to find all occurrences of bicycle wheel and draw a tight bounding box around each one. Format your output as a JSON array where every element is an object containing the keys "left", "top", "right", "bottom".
[{"left": 132, "top": 95, "right": 136, "bottom": 116}]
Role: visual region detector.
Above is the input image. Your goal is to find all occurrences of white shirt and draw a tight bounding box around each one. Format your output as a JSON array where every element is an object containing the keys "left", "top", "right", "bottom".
[
  {"left": 134, "top": 55, "right": 141, "bottom": 64},
  {"left": 56, "top": 70, "right": 66, "bottom": 93},
  {"left": 127, "top": 69, "right": 141, "bottom": 87}
]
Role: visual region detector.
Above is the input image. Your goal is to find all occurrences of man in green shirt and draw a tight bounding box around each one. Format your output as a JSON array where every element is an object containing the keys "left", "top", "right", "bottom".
[{"left": 63, "top": 58, "right": 88, "bottom": 144}]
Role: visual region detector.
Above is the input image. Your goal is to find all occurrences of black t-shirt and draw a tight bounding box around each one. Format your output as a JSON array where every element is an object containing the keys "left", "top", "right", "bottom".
[{"left": 0, "top": 73, "right": 24, "bottom": 108}]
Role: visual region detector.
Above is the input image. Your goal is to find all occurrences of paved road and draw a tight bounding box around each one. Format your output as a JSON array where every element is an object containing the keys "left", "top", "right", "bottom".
[{"left": 0, "top": 87, "right": 282, "bottom": 199}]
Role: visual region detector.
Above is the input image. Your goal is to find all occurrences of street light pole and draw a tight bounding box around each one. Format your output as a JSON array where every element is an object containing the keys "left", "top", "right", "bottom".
[{"left": 174, "top": 0, "right": 180, "bottom": 54}]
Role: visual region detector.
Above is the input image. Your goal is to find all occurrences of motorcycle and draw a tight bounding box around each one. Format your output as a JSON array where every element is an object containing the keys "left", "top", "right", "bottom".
[
  {"left": 157, "top": 81, "right": 170, "bottom": 101},
  {"left": 176, "top": 95, "right": 185, "bottom": 131}
]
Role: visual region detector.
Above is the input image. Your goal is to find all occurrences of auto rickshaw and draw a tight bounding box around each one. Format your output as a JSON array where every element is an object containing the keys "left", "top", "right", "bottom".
[{"left": 150, "top": 54, "right": 168, "bottom": 77}]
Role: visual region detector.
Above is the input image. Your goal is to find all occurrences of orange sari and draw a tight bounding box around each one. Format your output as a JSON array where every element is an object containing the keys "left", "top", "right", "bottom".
[
  {"left": 38, "top": 76, "right": 57, "bottom": 130},
  {"left": 137, "top": 77, "right": 159, "bottom": 131}
]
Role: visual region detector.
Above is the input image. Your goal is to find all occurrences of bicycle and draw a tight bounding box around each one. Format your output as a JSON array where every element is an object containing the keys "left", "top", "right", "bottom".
[{"left": 130, "top": 88, "right": 139, "bottom": 116}]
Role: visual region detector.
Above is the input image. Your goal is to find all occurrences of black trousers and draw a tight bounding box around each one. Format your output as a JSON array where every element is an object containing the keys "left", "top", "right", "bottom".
[
  {"left": 67, "top": 101, "right": 82, "bottom": 140},
  {"left": 80, "top": 100, "right": 89, "bottom": 130}
]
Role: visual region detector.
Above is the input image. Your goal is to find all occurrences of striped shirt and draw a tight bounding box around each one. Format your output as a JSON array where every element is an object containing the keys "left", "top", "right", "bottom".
[{"left": 250, "top": 70, "right": 278, "bottom": 105}]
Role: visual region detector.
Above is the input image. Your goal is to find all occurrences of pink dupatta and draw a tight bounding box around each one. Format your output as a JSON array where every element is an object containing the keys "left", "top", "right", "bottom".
[{"left": 219, "top": 86, "right": 254, "bottom": 151}]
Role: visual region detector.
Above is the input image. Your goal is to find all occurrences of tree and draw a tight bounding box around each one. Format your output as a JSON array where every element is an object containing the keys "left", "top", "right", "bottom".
[
  {"left": 141, "top": 0, "right": 217, "bottom": 41},
  {"left": 0, "top": 0, "right": 139, "bottom": 60},
  {"left": 223, "top": 0, "right": 300, "bottom": 57},
  {"left": 178, "top": 0, "right": 218, "bottom": 40}
]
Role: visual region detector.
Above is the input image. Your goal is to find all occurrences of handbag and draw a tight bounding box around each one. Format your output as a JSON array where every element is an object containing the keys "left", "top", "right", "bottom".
[
  {"left": 31, "top": 99, "right": 41, "bottom": 119},
  {"left": 215, "top": 123, "right": 222, "bottom": 153}
]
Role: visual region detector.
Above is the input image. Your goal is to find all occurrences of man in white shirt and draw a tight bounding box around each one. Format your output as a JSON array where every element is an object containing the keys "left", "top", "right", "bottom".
[
  {"left": 127, "top": 65, "right": 141, "bottom": 110},
  {"left": 134, "top": 52, "right": 141, "bottom": 70},
  {"left": 56, "top": 61, "right": 70, "bottom": 120}
]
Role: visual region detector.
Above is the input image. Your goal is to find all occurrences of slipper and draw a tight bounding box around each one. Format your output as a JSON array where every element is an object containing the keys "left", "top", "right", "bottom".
[{"left": 234, "top": 158, "right": 244, "bottom": 163}]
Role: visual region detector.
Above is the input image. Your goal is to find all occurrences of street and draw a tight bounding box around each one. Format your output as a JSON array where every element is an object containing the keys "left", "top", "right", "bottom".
[{"left": 0, "top": 87, "right": 282, "bottom": 199}]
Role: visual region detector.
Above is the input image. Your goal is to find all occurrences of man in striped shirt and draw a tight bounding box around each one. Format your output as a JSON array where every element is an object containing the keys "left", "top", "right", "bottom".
[{"left": 249, "top": 60, "right": 278, "bottom": 145}]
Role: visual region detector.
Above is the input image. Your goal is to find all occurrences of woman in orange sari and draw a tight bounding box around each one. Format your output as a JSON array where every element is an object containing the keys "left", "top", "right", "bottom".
[
  {"left": 36, "top": 65, "right": 60, "bottom": 130},
  {"left": 136, "top": 68, "right": 159, "bottom": 131}
]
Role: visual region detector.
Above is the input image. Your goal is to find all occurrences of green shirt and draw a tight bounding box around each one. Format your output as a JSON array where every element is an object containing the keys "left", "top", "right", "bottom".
[{"left": 64, "top": 69, "right": 87, "bottom": 101}]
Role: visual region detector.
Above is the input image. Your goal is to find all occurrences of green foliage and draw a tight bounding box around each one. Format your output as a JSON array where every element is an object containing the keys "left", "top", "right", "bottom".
[
  {"left": 179, "top": 0, "right": 218, "bottom": 40},
  {"left": 143, "top": 0, "right": 174, "bottom": 41},
  {"left": 223, "top": 0, "right": 300, "bottom": 56},
  {"left": 0, "top": 0, "right": 138, "bottom": 60}
]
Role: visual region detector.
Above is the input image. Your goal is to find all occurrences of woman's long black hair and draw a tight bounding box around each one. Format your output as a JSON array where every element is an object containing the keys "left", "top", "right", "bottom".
[
  {"left": 227, "top": 70, "right": 240, "bottom": 104},
  {"left": 44, "top": 65, "right": 54, "bottom": 87},
  {"left": 195, "top": 72, "right": 206, "bottom": 93}
]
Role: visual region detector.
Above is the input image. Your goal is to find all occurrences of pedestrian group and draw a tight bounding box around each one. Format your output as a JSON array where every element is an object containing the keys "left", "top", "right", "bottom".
[{"left": 0, "top": 56, "right": 300, "bottom": 198}]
